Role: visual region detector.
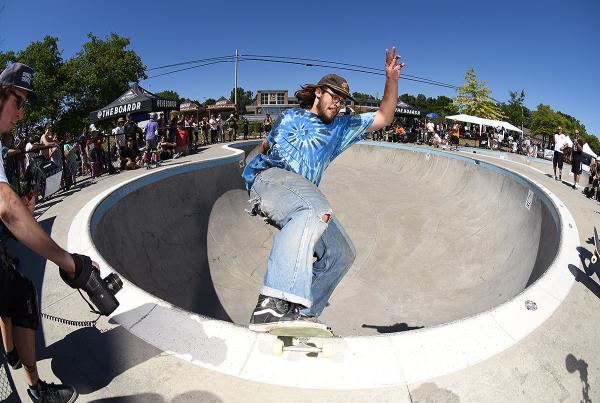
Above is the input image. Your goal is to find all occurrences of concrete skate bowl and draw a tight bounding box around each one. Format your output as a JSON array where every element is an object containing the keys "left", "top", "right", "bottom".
[{"left": 77, "top": 141, "right": 579, "bottom": 388}]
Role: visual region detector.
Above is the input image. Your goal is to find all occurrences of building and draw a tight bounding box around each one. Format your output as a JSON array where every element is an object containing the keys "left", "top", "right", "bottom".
[{"left": 246, "top": 90, "right": 299, "bottom": 116}]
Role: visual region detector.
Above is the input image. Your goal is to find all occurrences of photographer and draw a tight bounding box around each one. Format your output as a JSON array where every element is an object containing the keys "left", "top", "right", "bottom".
[{"left": 0, "top": 62, "right": 97, "bottom": 402}]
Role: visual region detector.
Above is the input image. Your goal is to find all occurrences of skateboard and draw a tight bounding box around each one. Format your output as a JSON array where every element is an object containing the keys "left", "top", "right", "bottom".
[
  {"left": 592, "top": 226, "right": 600, "bottom": 264},
  {"left": 269, "top": 325, "right": 335, "bottom": 357}
]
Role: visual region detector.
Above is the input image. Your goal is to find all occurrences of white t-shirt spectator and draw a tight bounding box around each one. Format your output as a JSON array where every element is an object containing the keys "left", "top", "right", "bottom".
[
  {"left": 554, "top": 133, "right": 569, "bottom": 153},
  {"left": 209, "top": 118, "right": 217, "bottom": 131},
  {"left": 25, "top": 141, "right": 39, "bottom": 169},
  {"left": 426, "top": 122, "right": 434, "bottom": 132}
]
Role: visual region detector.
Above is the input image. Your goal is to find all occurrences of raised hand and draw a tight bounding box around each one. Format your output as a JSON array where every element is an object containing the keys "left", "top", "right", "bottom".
[{"left": 385, "top": 47, "right": 405, "bottom": 81}]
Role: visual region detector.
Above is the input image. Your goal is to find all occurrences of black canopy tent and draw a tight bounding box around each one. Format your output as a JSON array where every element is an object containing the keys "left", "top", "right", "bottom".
[
  {"left": 88, "top": 83, "right": 179, "bottom": 123},
  {"left": 394, "top": 101, "right": 422, "bottom": 143},
  {"left": 394, "top": 100, "right": 422, "bottom": 117}
]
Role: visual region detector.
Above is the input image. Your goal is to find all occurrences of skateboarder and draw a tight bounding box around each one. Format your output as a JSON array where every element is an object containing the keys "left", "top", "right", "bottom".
[{"left": 243, "top": 47, "right": 404, "bottom": 332}]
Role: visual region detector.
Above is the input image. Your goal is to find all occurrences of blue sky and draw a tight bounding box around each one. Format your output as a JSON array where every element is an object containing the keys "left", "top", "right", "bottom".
[{"left": 1, "top": 0, "right": 598, "bottom": 135}]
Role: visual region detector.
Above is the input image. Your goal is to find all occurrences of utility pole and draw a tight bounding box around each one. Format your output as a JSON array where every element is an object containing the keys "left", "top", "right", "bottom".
[{"left": 234, "top": 49, "right": 239, "bottom": 113}]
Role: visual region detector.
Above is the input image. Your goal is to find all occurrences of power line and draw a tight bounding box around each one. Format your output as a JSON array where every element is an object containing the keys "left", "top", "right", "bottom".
[
  {"left": 142, "top": 53, "right": 458, "bottom": 90},
  {"left": 241, "top": 53, "right": 457, "bottom": 88}
]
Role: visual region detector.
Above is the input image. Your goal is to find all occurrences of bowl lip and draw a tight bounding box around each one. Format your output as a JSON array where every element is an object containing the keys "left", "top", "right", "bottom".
[{"left": 67, "top": 141, "right": 579, "bottom": 390}]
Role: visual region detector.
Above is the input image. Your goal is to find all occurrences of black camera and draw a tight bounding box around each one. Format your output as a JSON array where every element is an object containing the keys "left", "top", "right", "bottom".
[
  {"left": 82, "top": 270, "right": 123, "bottom": 316},
  {"left": 61, "top": 254, "right": 123, "bottom": 316}
]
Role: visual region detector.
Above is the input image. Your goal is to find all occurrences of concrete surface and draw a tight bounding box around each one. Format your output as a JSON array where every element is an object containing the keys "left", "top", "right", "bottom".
[
  {"left": 94, "top": 143, "right": 559, "bottom": 335},
  {"left": 0, "top": 140, "right": 599, "bottom": 402}
]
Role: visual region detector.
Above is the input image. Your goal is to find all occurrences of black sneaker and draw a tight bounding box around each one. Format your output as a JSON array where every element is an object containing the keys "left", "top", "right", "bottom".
[
  {"left": 27, "top": 380, "right": 78, "bottom": 403},
  {"left": 249, "top": 294, "right": 301, "bottom": 332},
  {"left": 2, "top": 348, "right": 22, "bottom": 369}
]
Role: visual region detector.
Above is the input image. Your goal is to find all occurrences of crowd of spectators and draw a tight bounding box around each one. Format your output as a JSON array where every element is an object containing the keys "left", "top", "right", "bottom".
[{"left": 1, "top": 110, "right": 264, "bottom": 203}]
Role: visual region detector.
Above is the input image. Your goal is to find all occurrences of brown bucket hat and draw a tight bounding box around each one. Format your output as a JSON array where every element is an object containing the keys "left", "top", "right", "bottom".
[{"left": 304, "top": 74, "right": 355, "bottom": 101}]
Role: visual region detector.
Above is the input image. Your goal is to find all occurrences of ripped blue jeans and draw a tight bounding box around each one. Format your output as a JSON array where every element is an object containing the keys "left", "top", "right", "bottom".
[{"left": 249, "top": 167, "right": 356, "bottom": 317}]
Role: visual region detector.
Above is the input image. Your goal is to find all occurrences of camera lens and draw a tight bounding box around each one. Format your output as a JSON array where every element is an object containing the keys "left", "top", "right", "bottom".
[{"left": 104, "top": 273, "right": 123, "bottom": 294}]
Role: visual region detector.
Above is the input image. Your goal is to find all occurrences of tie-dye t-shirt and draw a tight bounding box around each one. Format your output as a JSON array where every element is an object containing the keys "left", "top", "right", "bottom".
[{"left": 243, "top": 108, "right": 375, "bottom": 190}]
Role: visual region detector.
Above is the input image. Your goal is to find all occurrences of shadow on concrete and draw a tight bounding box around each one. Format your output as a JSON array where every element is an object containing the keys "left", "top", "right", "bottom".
[
  {"left": 88, "top": 390, "right": 223, "bottom": 402},
  {"left": 569, "top": 264, "right": 600, "bottom": 299},
  {"left": 57, "top": 180, "right": 95, "bottom": 198},
  {"left": 38, "top": 325, "right": 162, "bottom": 395},
  {"left": 361, "top": 323, "right": 424, "bottom": 334},
  {"left": 565, "top": 353, "right": 592, "bottom": 403}
]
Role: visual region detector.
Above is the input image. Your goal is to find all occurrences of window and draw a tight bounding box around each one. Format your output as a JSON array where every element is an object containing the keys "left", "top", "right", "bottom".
[
  {"left": 261, "top": 93, "right": 269, "bottom": 105},
  {"left": 277, "top": 93, "right": 284, "bottom": 104}
]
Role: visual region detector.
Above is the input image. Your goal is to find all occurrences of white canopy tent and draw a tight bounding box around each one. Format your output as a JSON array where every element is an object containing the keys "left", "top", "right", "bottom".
[
  {"left": 446, "top": 114, "right": 523, "bottom": 134},
  {"left": 583, "top": 143, "right": 597, "bottom": 158}
]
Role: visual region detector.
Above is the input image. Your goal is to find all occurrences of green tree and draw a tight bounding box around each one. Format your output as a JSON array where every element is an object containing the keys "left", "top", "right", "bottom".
[
  {"left": 499, "top": 90, "right": 531, "bottom": 129},
  {"left": 155, "top": 90, "right": 181, "bottom": 102},
  {"left": 530, "top": 104, "right": 562, "bottom": 138},
  {"left": 352, "top": 92, "right": 379, "bottom": 103},
  {"left": 204, "top": 98, "right": 217, "bottom": 106},
  {"left": 454, "top": 67, "right": 504, "bottom": 120},
  {"left": 61, "top": 33, "right": 147, "bottom": 133},
  {"left": 229, "top": 87, "right": 254, "bottom": 114},
  {"left": 15, "top": 36, "right": 66, "bottom": 130}
]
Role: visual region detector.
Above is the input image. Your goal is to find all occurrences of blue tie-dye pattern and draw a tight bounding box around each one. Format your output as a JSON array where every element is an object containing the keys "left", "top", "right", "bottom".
[{"left": 242, "top": 108, "right": 375, "bottom": 190}]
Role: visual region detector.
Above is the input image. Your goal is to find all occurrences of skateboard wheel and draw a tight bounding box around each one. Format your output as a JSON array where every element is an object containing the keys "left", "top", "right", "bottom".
[
  {"left": 592, "top": 255, "right": 597, "bottom": 264},
  {"left": 322, "top": 343, "right": 334, "bottom": 358},
  {"left": 272, "top": 339, "right": 284, "bottom": 356}
]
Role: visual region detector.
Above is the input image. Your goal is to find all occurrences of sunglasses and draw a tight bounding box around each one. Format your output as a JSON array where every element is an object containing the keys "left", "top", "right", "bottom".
[
  {"left": 322, "top": 88, "right": 346, "bottom": 106},
  {"left": 11, "top": 91, "right": 28, "bottom": 110}
]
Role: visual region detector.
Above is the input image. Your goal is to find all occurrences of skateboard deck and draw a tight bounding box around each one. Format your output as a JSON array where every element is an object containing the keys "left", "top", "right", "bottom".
[
  {"left": 592, "top": 226, "right": 600, "bottom": 264},
  {"left": 268, "top": 325, "right": 335, "bottom": 357}
]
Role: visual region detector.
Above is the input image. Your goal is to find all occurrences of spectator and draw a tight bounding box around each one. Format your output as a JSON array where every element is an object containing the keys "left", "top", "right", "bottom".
[
  {"left": 242, "top": 117, "right": 249, "bottom": 140},
  {"left": 226, "top": 113, "right": 237, "bottom": 142},
  {"left": 262, "top": 113, "right": 273, "bottom": 138},
  {"left": 584, "top": 159, "right": 598, "bottom": 199},
  {"left": 450, "top": 123, "right": 460, "bottom": 150},
  {"left": 553, "top": 126, "right": 569, "bottom": 181},
  {"left": 87, "top": 125, "right": 103, "bottom": 178},
  {"left": 209, "top": 114, "right": 218, "bottom": 144},
  {"left": 24, "top": 133, "right": 40, "bottom": 170},
  {"left": 571, "top": 131, "right": 584, "bottom": 189},
  {"left": 120, "top": 136, "right": 141, "bottom": 170},
  {"left": 426, "top": 120, "right": 434, "bottom": 143},
  {"left": 200, "top": 117, "right": 209, "bottom": 145},
  {"left": 62, "top": 133, "right": 78, "bottom": 187},
  {"left": 77, "top": 126, "right": 90, "bottom": 176},
  {"left": 158, "top": 134, "right": 176, "bottom": 160},
  {"left": 216, "top": 115, "right": 222, "bottom": 142},
  {"left": 175, "top": 120, "right": 188, "bottom": 157},
  {"left": 393, "top": 124, "right": 404, "bottom": 143},
  {"left": 40, "top": 122, "right": 60, "bottom": 167},
  {"left": 123, "top": 112, "right": 140, "bottom": 146},
  {"left": 112, "top": 117, "right": 126, "bottom": 156},
  {"left": 192, "top": 116, "right": 199, "bottom": 147},
  {"left": 144, "top": 113, "right": 159, "bottom": 166},
  {"left": 0, "top": 61, "right": 84, "bottom": 403},
  {"left": 431, "top": 131, "right": 441, "bottom": 148}
]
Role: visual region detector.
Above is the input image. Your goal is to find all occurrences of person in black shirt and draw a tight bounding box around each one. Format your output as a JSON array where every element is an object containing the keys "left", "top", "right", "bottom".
[
  {"left": 571, "top": 130, "right": 584, "bottom": 190},
  {"left": 120, "top": 136, "right": 141, "bottom": 170}
]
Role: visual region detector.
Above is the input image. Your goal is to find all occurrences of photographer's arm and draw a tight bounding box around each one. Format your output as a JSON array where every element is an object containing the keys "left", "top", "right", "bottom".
[{"left": 0, "top": 182, "right": 76, "bottom": 279}]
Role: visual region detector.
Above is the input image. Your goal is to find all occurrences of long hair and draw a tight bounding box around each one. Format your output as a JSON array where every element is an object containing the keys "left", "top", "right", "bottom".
[
  {"left": 0, "top": 85, "right": 13, "bottom": 116},
  {"left": 295, "top": 85, "right": 317, "bottom": 109}
]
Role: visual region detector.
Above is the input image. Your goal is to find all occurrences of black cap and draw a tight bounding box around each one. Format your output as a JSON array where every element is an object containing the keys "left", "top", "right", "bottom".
[
  {"left": 0, "top": 63, "right": 36, "bottom": 101},
  {"left": 305, "top": 74, "right": 355, "bottom": 101}
]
